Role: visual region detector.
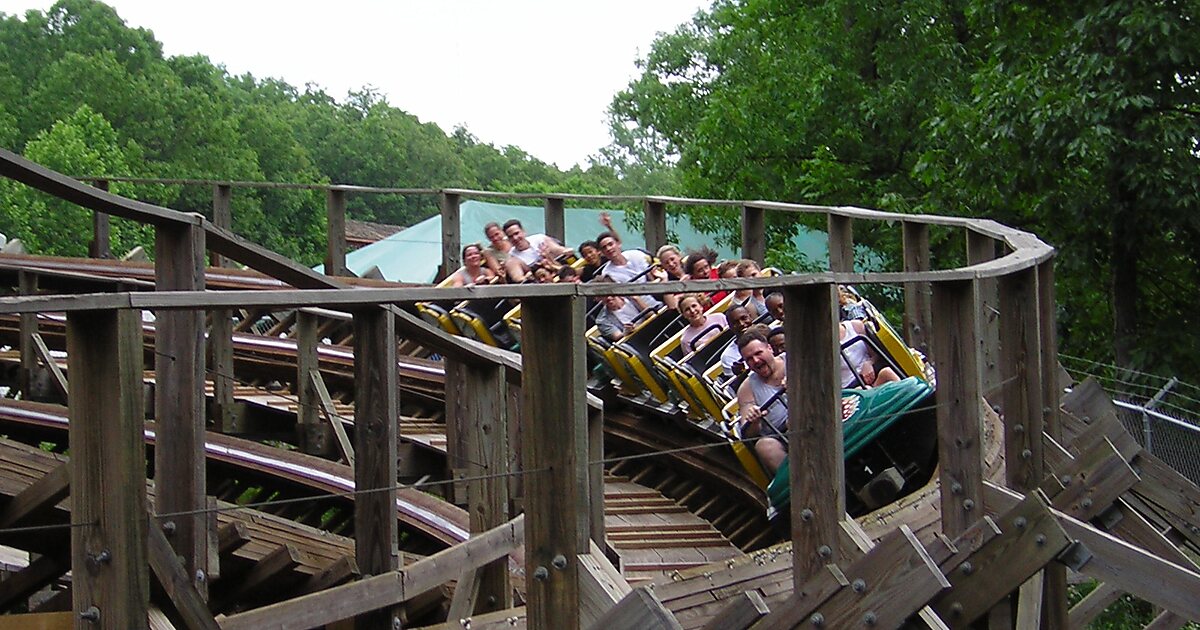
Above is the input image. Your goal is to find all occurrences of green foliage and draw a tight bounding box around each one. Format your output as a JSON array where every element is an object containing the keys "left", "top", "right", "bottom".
[
  {"left": 0, "top": 0, "right": 671, "bottom": 267},
  {"left": 611, "top": 0, "right": 1200, "bottom": 386}
]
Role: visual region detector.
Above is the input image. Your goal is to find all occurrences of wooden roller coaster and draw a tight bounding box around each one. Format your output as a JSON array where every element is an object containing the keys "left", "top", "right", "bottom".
[{"left": 0, "top": 147, "right": 1197, "bottom": 629}]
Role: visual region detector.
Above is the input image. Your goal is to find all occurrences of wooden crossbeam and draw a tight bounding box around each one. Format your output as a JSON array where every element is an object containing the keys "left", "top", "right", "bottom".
[
  {"left": 297, "top": 555, "right": 358, "bottom": 596},
  {"left": 1014, "top": 570, "right": 1044, "bottom": 630},
  {"left": 1067, "top": 582, "right": 1121, "bottom": 630},
  {"left": 577, "top": 540, "right": 631, "bottom": 629},
  {"left": 308, "top": 369, "right": 354, "bottom": 466},
  {"left": 214, "top": 543, "right": 305, "bottom": 612},
  {"left": 447, "top": 567, "right": 482, "bottom": 624},
  {"left": 986, "top": 483, "right": 1200, "bottom": 621},
  {"left": 0, "top": 555, "right": 66, "bottom": 611},
  {"left": 218, "top": 515, "right": 524, "bottom": 630},
  {"left": 700, "top": 590, "right": 769, "bottom": 630},
  {"left": 0, "top": 462, "right": 69, "bottom": 529},
  {"left": 147, "top": 519, "right": 219, "bottom": 630},
  {"left": 30, "top": 333, "right": 67, "bottom": 401},
  {"left": 586, "top": 586, "right": 680, "bottom": 630}
]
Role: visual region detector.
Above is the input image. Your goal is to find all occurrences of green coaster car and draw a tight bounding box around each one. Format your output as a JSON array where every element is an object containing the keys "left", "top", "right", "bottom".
[{"left": 766, "top": 377, "right": 937, "bottom": 523}]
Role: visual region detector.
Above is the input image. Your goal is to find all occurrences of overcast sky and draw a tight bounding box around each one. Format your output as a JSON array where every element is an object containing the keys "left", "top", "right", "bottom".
[{"left": 0, "top": 0, "right": 709, "bottom": 167}]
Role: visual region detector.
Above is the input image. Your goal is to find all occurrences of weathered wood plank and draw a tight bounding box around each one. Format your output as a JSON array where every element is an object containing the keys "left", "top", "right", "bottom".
[
  {"left": 295, "top": 310, "right": 320, "bottom": 449},
  {"left": 17, "top": 270, "right": 37, "bottom": 399},
  {"left": 310, "top": 370, "right": 354, "bottom": 466},
  {"left": 441, "top": 192, "right": 461, "bottom": 281},
  {"left": 1014, "top": 570, "right": 1044, "bottom": 630},
  {"left": 352, "top": 308, "right": 399, "bottom": 628},
  {"left": 903, "top": 221, "right": 933, "bottom": 356},
  {"left": 827, "top": 214, "right": 853, "bottom": 272},
  {"left": 0, "top": 554, "right": 66, "bottom": 610},
  {"left": 741, "top": 205, "right": 765, "bottom": 265},
  {"left": 0, "top": 461, "right": 69, "bottom": 529},
  {"left": 1067, "top": 582, "right": 1120, "bottom": 630},
  {"left": 999, "top": 265, "right": 1043, "bottom": 492},
  {"left": 521, "top": 295, "right": 589, "bottom": 630},
  {"left": 700, "top": 590, "right": 769, "bottom": 630},
  {"left": 544, "top": 196, "right": 566, "bottom": 242},
  {"left": 931, "top": 279, "right": 985, "bottom": 537},
  {"left": 147, "top": 519, "right": 220, "bottom": 630},
  {"left": 447, "top": 567, "right": 482, "bottom": 624},
  {"left": 783, "top": 283, "right": 843, "bottom": 582},
  {"left": 325, "top": 189, "right": 347, "bottom": 277},
  {"left": 578, "top": 541, "right": 632, "bottom": 629},
  {"left": 643, "top": 200, "right": 667, "bottom": 254},
  {"left": 68, "top": 308, "right": 149, "bottom": 629},
  {"left": 587, "top": 586, "right": 681, "bottom": 630},
  {"left": 30, "top": 333, "right": 67, "bottom": 401},
  {"left": 463, "top": 361, "right": 511, "bottom": 613},
  {"left": 218, "top": 515, "right": 524, "bottom": 630},
  {"left": 154, "top": 221, "right": 210, "bottom": 598},
  {"left": 967, "top": 230, "right": 1000, "bottom": 397}
]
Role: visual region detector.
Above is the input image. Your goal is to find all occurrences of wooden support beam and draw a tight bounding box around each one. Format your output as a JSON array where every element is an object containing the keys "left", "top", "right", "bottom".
[
  {"left": 441, "top": 191, "right": 462, "bottom": 281},
  {"left": 782, "top": 283, "right": 843, "bottom": 581},
  {"left": 215, "top": 544, "right": 305, "bottom": 611},
  {"left": 1000, "top": 265, "right": 1043, "bottom": 492},
  {"left": 154, "top": 220, "right": 209, "bottom": 598},
  {"left": 929, "top": 491, "right": 1071, "bottom": 626},
  {"left": 30, "top": 333, "right": 68, "bottom": 401},
  {"left": 1036, "top": 257, "right": 1061, "bottom": 441},
  {"left": 209, "top": 184, "right": 233, "bottom": 267},
  {"left": 218, "top": 515, "right": 524, "bottom": 630},
  {"left": 90, "top": 179, "right": 111, "bottom": 259},
  {"left": 447, "top": 567, "right": 482, "bottom": 624},
  {"left": 827, "top": 214, "right": 853, "bottom": 272},
  {"left": 208, "top": 308, "right": 237, "bottom": 433},
  {"left": 463, "top": 360, "right": 511, "bottom": 613},
  {"left": 544, "top": 196, "right": 566, "bottom": 242},
  {"left": 17, "top": 270, "right": 37, "bottom": 399},
  {"left": 146, "top": 520, "right": 219, "bottom": 630},
  {"left": 295, "top": 310, "right": 320, "bottom": 449},
  {"left": 521, "top": 294, "right": 589, "bottom": 630},
  {"left": 325, "top": 189, "right": 348, "bottom": 277},
  {"left": 67, "top": 308, "right": 149, "bottom": 629},
  {"left": 1014, "top": 570, "right": 1043, "bottom": 630},
  {"left": 966, "top": 230, "right": 1000, "bottom": 396},
  {"left": 298, "top": 555, "right": 358, "bottom": 595},
  {"left": 0, "top": 462, "right": 69, "bottom": 529},
  {"left": 903, "top": 221, "right": 933, "bottom": 356},
  {"left": 587, "top": 403, "right": 605, "bottom": 549},
  {"left": 577, "top": 541, "right": 631, "bottom": 629},
  {"left": 701, "top": 590, "right": 769, "bottom": 630},
  {"left": 741, "top": 205, "right": 765, "bottom": 265},
  {"left": 1143, "top": 610, "right": 1190, "bottom": 630},
  {"left": 310, "top": 370, "right": 355, "bottom": 466},
  {"left": 985, "top": 483, "right": 1200, "bottom": 622},
  {"left": 931, "top": 278, "right": 985, "bottom": 537},
  {"left": 1043, "top": 438, "right": 1138, "bottom": 521},
  {"left": 586, "top": 586, "right": 680, "bottom": 630},
  {"left": 352, "top": 307, "right": 399, "bottom": 629},
  {"left": 0, "top": 555, "right": 66, "bottom": 611},
  {"left": 1067, "top": 582, "right": 1121, "bottom": 630},
  {"left": 643, "top": 200, "right": 667, "bottom": 254}
]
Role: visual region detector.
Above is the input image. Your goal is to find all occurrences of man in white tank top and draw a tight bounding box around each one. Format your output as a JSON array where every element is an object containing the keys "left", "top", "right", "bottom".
[{"left": 735, "top": 329, "right": 788, "bottom": 474}]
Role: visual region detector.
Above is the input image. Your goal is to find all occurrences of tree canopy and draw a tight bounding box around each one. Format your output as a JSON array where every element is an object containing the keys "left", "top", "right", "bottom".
[{"left": 610, "top": 0, "right": 1200, "bottom": 388}]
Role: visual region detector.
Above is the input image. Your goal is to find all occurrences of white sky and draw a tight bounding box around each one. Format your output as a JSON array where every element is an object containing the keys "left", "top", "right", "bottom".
[{"left": 0, "top": 0, "right": 709, "bottom": 168}]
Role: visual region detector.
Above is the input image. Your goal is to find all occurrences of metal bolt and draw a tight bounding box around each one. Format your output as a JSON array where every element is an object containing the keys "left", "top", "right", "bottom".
[
  {"left": 950, "top": 602, "right": 964, "bottom": 617},
  {"left": 1082, "top": 415, "right": 1091, "bottom": 423},
  {"left": 1035, "top": 534, "right": 1047, "bottom": 546},
  {"left": 162, "top": 521, "right": 176, "bottom": 536},
  {"left": 992, "top": 404, "right": 1002, "bottom": 414},
  {"left": 810, "top": 612, "right": 825, "bottom": 626},
  {"left": 532, "top": 566, "right": 549, "bottom": 581},
  {"left": 817, "top": 545, "right": 832, "bottom": 558},
  {"left": 863, "top": 611, "right": 878, "bottom": 626},
  {"left": 1060, "top": 474, "right": 1072, "bottom": 486},
  {"left": 80, "top": 606, "right": 100, "bottom": 623},
  {"left": 950, "top": 482, "right": 963, "bottom": 495},
  {"left": 393, "top": 616, "right": 403, "bottom": 630},
  {"left": 1021, "top": 448, "right": 1032, "bottom": 460},
  {"left": 551, "top": 554, "right": 567, "bottom": 570},
  {"left": 1081, "top": 498, "right": 1093, "bottom": 509},
  {"left": 800, "top": 508, "right": 814, "bottom": 522},
  {"left": 960, "top": 561, "right": 974, "bottom": 575},
  {"left": 92, "top": 550, "right": 111, "bottom": 564},
  {"left": 1014, "top": 516, "right": 1028, "bottom": 529},
  {"left": 963, "top": 499, "right": 975, "bottom": 511},
  {"left": 195, "top": 569, "right": 206, "bottom": 583},
  {"left": 1013, "top": 423, "right": 1024, "bottom": 434},
  {"left": 851, "top": 578, "right": 866, "bottom": 593}
]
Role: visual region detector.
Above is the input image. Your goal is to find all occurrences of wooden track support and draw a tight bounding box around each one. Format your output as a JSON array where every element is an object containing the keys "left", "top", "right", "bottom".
[
  {"left": 17, "top": 270, "right": 36, "bottom": 398},
  {"left": 440, "top": 192, "right": 461, "bottom": 280},
  {"left": 966, "top": 229, "right": 1000, "bottom": 395},
  {"left": 643, "top": 200, "right": 667, "bottom": 254},
  {"left": 902, "top": 221, "right": 932, "bottom": 356},
  {"left": 827, "top": 214, "right": 853, "bottom": 272},
  {"left": 544, "top": 196, "right": 565, "bottom": 242},
  {"left": 209, "top": 183, "right": 237, "bottom": 433},
  {"left": 741, "top": 205, "right": 765, "bottom": 265},
  {"left": 462, "top": 360, "right": 512, "bottom": 614},
  {"left": 352, "top": 307, "right": 399, "bottom": 629},
  {"left": 326, "top": 189, "right": 348, "bottom": 277},
  {"left": 999, "top": 265, "right": 1044, "bottom": 492},
  {"left": 68, "top": 308, "right": 149, "bottom": 628}
]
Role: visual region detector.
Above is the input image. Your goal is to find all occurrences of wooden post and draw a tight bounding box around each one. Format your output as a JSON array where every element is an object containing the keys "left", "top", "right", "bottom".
[
  {"left": 441, "top": 192, "right": 462, "bottom": 281},
  {"left": 352, "top": 308, "right": 399, "bottom": 629},
  {"left": 17, "top": 271, "right": 36, "bottom": 400},
  {"left": 903, "top": 221, "right": 932, "bottom": 355},
  {"left": 544, "top": 196, "right": 566, "bottom": 243},
  {"left": 90, "top": 179, "right": 111, "bottom": 259},
  {"left": 967, "top": 230, "right": 1001, "bottom": 397},
  {"left": 827, "top": 214, "right": 853, "bottom": 272},
  {"left": 999, "top": 266, "right": 1043, "bottom": 492},
  {"left": 296, "top": 310, "right": 321, "bottom": 452},
  {"left": 208, "top": 185, "right": 236, "bottom": 432},
  {"left": 783, "top": 283, "right": 843, "bottom": 581},
  {"left": 1036, "top": 256, "right": 1069, "bottom": 629},
  {"left": 588, "top": 402, "right": 605, "bottom": 549},
  {"left": 741, "top": 204, "right": 765, "bottom": 265},
  {"left": 521, "top": 294, "right": 589, "bottom": 630},
  {"left": 154, "top": 220, "right": 209, "bottom": 597},
  {"left": 643, "top": 200, "right": 667, "bottom": 254},
  {"left": 68, "top": 308, "right": 149, "bottom": 629},
  {"left": 463, "top": 362, "right": 512, "bottom": 613},
  {"left": 931, "top": 278, "right": 984, "bottom": 537},
  {"left": 444, "top": 360, "right": 469, "bottom": 505},
  {"left": 325, "top": 188, "right": 348, "bottom": 277}
]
